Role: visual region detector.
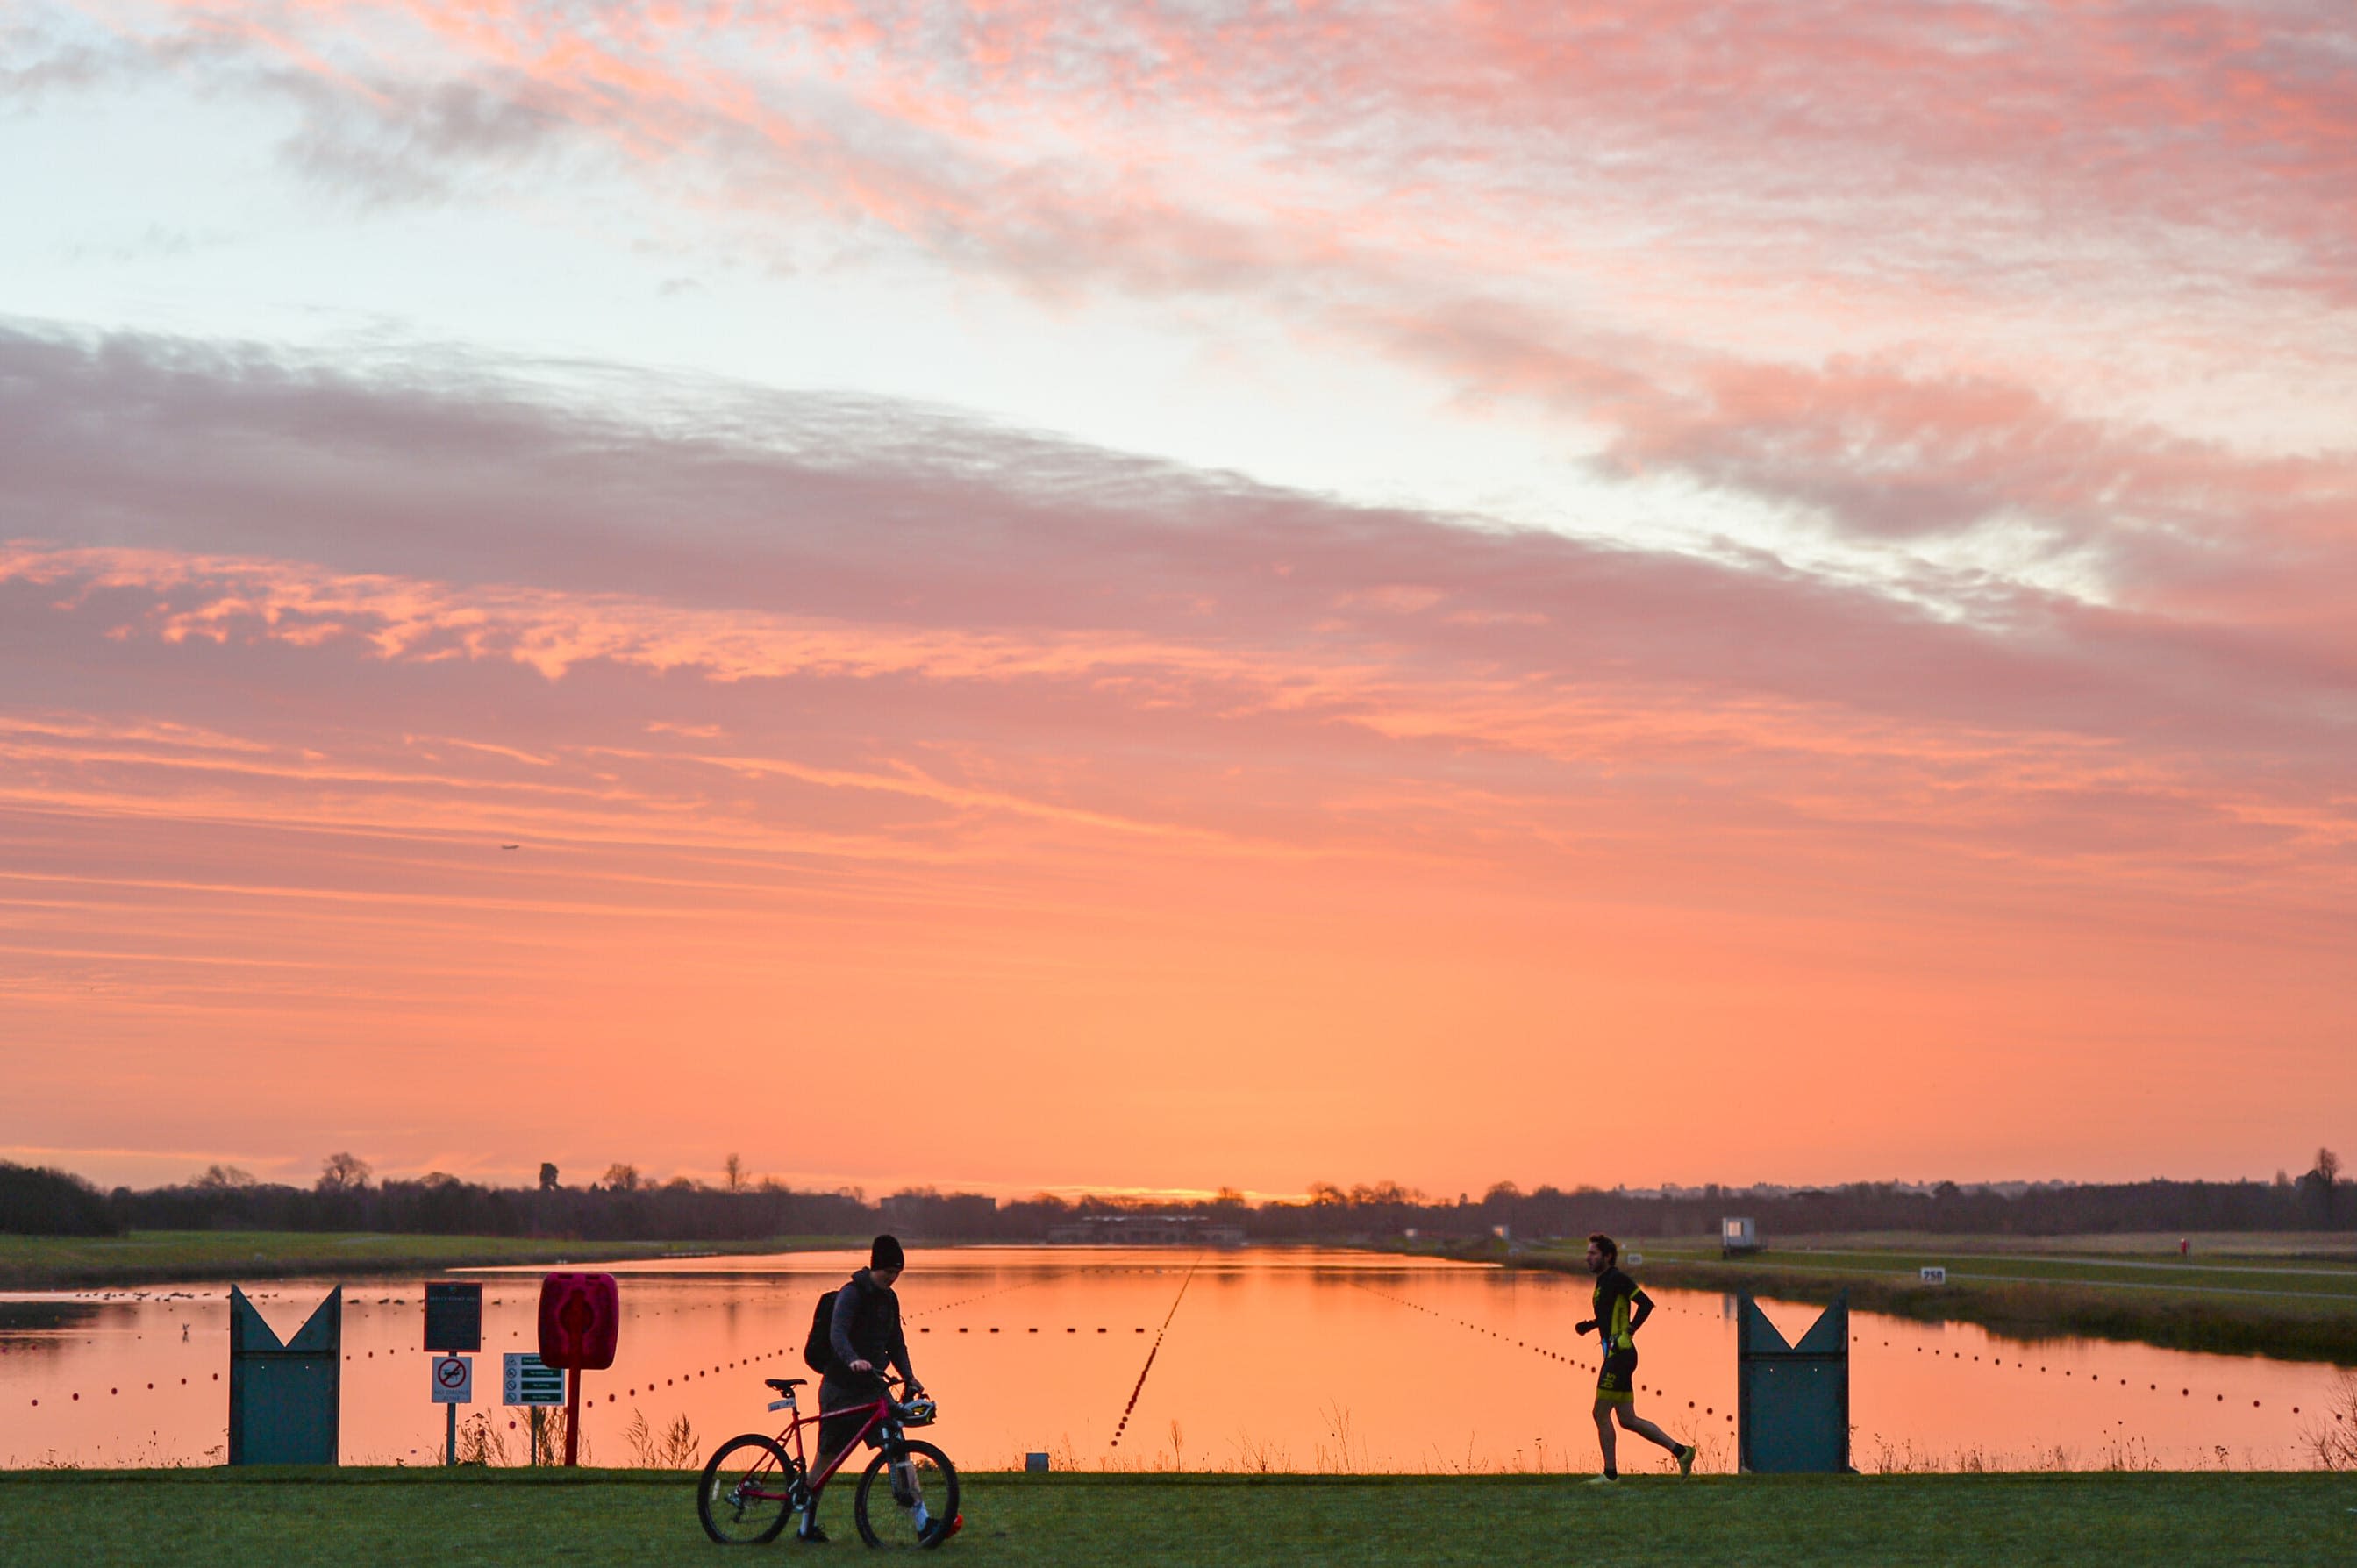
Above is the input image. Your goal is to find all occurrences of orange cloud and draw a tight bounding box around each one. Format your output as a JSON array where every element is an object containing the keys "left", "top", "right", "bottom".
[{"left": 4, "top": 324, "right": 2353, "bottom": 1194}]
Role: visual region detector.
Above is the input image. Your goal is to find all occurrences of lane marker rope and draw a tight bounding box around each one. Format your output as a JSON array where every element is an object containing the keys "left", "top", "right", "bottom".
[{"left": 1108, "top": 1254, "right": 1204, "bottom": 1450}]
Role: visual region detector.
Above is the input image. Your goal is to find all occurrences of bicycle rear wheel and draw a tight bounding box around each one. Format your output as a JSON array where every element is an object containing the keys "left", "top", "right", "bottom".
[
  {"left": 853, "top": 1439, "right": 960, "bottom": 1550},
  {"left": 698, "top": 1433, "right": 800, "bottom": 1544}
]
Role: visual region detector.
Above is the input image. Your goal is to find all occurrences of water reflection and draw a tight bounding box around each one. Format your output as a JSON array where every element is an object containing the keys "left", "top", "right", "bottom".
[{"left": 1, "top": 1249, "right": 2339, "bottom": 1471}]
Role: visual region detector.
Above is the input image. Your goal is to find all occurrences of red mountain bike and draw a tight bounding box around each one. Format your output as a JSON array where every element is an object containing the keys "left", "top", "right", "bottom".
[{"left": 697, "top": 1372, "right": 961, "bottom": 1550}]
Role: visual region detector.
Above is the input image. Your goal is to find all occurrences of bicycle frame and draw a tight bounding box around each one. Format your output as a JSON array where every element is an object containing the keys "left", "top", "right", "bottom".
[{"left": 742, "top": 1383, "right": 904, "bottom": 1506}]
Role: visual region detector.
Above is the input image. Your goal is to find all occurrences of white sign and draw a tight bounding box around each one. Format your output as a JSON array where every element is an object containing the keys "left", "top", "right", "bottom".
[
  {"left": 431, "top": 1354, "right": 473, "bottom": 1404},
  {"left": 504, "top": 1352, "right": 567, "bottom": 1407},
  {"left": 1625, "top": 1251, "right": 1645, "bottom": 1266},
  {"left": 1920, "top": 1266, "right": 1948, "bottom": 1285}
]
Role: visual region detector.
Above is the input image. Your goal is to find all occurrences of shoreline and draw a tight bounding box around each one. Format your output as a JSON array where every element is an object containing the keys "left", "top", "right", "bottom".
[
  {"left": 1484, "top": 1246, "right": 2357, "bottom": 1365},
  {"left": 0, "top": 1232, "right": 862, "bottom": 1294}
]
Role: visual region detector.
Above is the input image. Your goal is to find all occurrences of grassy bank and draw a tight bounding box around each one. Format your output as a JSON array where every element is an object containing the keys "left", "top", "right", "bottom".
[
  {"left": 1482, "top": 1236, "right": 2357, "bottom": 1363},
  {"left": 0, "top": 1232, "right": 861, "bottom": 1292},
  {"left": 1, "top": 1468, "right": 2350, "bottom": 1567}
]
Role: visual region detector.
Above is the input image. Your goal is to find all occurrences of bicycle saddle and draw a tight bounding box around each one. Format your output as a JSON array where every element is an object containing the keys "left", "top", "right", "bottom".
[{"left": 766, "top": 1378, "right": 808, "bottom": 1393}]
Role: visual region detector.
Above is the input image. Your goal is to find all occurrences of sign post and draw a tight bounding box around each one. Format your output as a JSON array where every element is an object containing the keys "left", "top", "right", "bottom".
[
  {"left": 537, "top": 1272, "right": 619, "bottom": 1467},
  {"left": 430, "top": 1354, "right": 473, "bottom": 1464},
  {"left": 504, "top": 1351, "right": 568, "bottom": 1465},
  {"left": 424, "top": 1282, "right": 484, "bottom": 1467}
]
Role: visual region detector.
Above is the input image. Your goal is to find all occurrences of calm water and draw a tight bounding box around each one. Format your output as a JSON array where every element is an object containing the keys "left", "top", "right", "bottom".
[{"left": 2, "top": 1247, "right": 2342, "bottom": 1471}]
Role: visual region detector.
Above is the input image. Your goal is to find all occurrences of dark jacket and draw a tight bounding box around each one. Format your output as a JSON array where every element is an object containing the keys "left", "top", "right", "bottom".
[{"left": 828, "top": 1267, "right": 912, "bottom": 1381}]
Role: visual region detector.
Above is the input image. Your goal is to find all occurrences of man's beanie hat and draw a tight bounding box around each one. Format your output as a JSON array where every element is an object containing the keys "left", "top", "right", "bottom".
[{"left": 872, "top": 1234, "right": 905, "bottom": 1271}]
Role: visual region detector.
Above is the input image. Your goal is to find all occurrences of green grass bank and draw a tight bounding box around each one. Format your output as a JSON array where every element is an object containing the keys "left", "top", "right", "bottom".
[
  {"left": 1485, "top": 1235, "right": 2357, "bottom": 1363},
  {"left": 0, "top": 1233, "right": 861, "bottom": 1293},
  {"left": 1, "top": 1469, "right": 2350, "bottom": 1567}
]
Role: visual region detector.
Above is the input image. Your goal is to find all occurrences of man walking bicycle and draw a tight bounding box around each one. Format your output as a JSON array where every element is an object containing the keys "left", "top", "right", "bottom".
[
  {"left": 1576, "top": 1232, "right": 1696, "bottom": 1481},
  {"left": 802, "top": 1235, "right": 922, "bottom": 1543}
]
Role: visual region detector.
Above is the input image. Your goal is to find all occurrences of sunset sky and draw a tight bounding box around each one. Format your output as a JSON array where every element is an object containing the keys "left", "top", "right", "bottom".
[{"left": 4, "top": 2, "right": 2353, "bottom": 1198}]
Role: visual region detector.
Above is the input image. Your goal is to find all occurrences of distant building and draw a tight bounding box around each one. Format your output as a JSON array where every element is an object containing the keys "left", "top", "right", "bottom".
[
  {"left": 1721, "top": 1215, "right": 1758, "bottom": 1256},
  {"left": 1046, "top": 1214, "right": 1245, "bottom": 1247}
]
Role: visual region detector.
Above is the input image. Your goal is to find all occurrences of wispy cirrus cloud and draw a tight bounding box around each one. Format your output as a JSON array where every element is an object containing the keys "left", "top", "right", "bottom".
[{"left": 22, "top": 4, "right": 2353, "bottom": 617}]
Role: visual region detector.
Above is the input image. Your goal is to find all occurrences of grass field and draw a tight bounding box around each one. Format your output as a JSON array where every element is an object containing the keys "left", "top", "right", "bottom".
[
  {"left": 1495, "top": 1234, "right": 2357, "bottom": 1363},
  {"left": 1758, "top": 1232, "right": 2357, "bottom": 1263},
  {"left": 0, "top": 1233, "right": 861, "bottom": 1292},
  {"left": 0, "top": 1468, "right": 2349, "bottom": 1567}
]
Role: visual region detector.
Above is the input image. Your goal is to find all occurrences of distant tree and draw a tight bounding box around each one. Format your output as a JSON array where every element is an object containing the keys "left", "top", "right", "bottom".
[
  {"left": 1482, "top": 1180, "right": 1523, "bottom": 1205},
  {"left": 317, "top": 1151, "right": 373, "bottom": 1194},
  {"left": 663, "top": 1175, "right": 697, "bottom": 1193},
  {"left": 539, "top": 1162, "right": 560, "bottom": 1192},
  {"left": 1307, "top": 1181, "right": 1347, "bottom": 1208},
  {"left": 1212, "top": 1187, "right": 1246, "bottom": 1208},
  {"left": 723, "top": 1153, "right": 746, "bottom": 1194},
  {"left": 2311, "top": 1148, "right": 2344, "bottom": 1222},
  {"left": 601, "top": 1162, "right": 641, "bottom": 1194},
  {"left": 0, "top": 1162, "right": 122, "bottom": 1237},
  {"left": 194, "top": 1164, "right": 256, "bottom": 1189}
]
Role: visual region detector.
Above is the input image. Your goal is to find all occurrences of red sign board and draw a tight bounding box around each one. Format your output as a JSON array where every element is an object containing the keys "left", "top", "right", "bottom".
[{"left": 537, "top": 1272, "right": 619, "bottom": 1371}]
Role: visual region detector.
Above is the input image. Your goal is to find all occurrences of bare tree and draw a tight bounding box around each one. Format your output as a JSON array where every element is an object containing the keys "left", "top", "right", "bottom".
[
  {"left": 601, "top": 1162, "right": 641, "bottom": 1194},
  {"left": 539, "top": 1162, "right": 560, "bottom": 1192},
  {"left": 317, "top": 1151, "right": 372, "bottom": 1193},
  {"left": 723, "top": 1153, "right": 745, "bottom": 1194},
  {"left": 2313, "top": 1148, "right": 2343, "bottom": 1222},
  {"left": 194, "top": 1164, "right": 255, "bottom": 1190}
]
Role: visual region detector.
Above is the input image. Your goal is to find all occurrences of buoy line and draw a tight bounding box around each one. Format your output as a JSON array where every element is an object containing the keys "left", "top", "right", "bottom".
[{"left": 1108, "top": 1253, "right": 1204, "bottom": 1450}]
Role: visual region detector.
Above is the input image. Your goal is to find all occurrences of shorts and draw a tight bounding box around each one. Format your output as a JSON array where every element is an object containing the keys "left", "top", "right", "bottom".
[
  {"left": 1596, "top": 1346, "right": 1638, "bottom": 1404},
  {"left": 818, "top": 1367, "right": 889, "bottom": 1465}
]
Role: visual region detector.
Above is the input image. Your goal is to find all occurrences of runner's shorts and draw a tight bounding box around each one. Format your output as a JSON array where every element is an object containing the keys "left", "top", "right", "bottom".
[{"left": 1596, "top": 1346, "right": 1638, "bottom": 1404}]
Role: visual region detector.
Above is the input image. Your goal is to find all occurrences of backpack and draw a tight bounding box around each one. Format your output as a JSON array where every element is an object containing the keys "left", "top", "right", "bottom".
[{"left": 803, "top": 1287, "right": 840, "bottom": 1374}]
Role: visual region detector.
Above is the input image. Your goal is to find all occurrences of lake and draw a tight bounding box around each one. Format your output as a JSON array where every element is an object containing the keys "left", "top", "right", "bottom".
[{"left": 2, "top": 1247, "right": 2340, "bottom": 1471}]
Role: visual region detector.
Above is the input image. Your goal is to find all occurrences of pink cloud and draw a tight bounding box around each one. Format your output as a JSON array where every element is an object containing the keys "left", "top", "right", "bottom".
[{"left": 32, "top": 2, "right": 2346, "bottom": 647}]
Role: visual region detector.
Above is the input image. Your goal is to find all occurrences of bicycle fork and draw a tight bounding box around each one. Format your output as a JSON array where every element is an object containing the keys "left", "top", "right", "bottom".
[{"left": 888, "top": 1450, "right": 930, "bottom": 1531}]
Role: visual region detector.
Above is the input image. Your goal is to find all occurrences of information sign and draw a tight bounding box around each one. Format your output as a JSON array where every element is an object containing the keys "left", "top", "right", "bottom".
[
  {"left": 504, "top": 1352, "right": 567, "bottom": 1406},
  {"left": 424, "top": 1282, "right": 483, "bottom": 1353},
  {"left": 431, "top": 1354, "right": 473, "bottom": 1404}
]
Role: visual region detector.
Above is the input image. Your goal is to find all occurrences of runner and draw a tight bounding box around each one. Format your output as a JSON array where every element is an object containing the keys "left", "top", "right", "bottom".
[{"left": 1575, "top": 1231, "right": 1696, "bottom": 1481}]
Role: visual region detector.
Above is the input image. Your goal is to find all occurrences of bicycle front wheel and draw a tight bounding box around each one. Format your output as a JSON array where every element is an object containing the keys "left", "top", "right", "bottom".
[
  {"left": 853, "top": 1439, "right": 960, "bottom": 1550},
  {"left": 698, "top": 1433, "right": 799, "bottom": 1545}
]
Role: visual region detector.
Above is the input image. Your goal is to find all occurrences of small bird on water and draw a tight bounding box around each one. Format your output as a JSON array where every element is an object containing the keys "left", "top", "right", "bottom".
[{"left": 501, "top": 844, "right": 520, "bottom": 850}]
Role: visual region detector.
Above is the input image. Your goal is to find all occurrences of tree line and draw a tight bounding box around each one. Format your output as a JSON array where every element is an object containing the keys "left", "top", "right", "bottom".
[{"left": 2, "top": 1149, "right": 2346, "bottom": 1241}]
